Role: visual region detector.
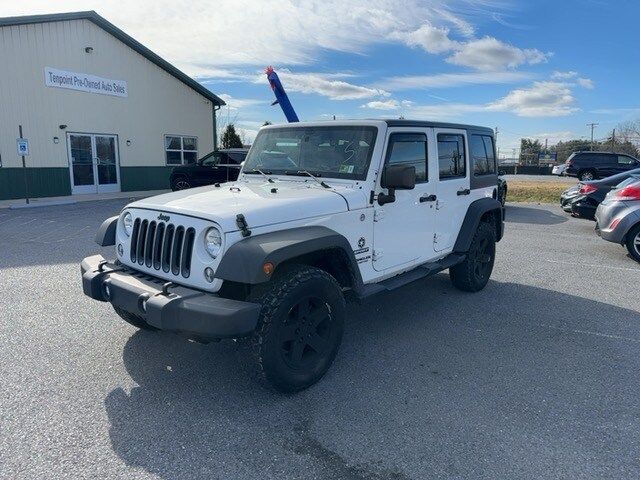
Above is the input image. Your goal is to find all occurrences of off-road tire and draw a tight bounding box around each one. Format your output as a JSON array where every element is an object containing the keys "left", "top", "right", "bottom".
[
  {"left": 625, "top": 223, "right": 640, "bottom": 263},
  {"left": 170, "top": 176, "right": 191, "bottom": 191},
  {"left": 113, "top": 305, "right": 158, "bottom": 331},
  {"left": 450, "top": 221, "right": 496, "bottom": 292},
  {"left": 250, "top": 265, "right": 345, "bottom": 393},
  {"left": 579, "top": 169, "right": 596, "bottom": 181}
]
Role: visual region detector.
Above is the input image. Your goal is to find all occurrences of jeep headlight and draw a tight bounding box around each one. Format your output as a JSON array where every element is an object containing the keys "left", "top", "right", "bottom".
[
  {"left": 122, "top": 212, "right": 133, "bottom": 236},
  {"left": 204, "top": 227, "right": 222, "bottom": 258}
]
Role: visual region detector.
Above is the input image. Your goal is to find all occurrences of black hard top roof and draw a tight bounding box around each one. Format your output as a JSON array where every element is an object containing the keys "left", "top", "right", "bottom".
[
  {"left": 383, "top": 119, "right": 494, "bottom": 134},
  {"left": 0, "top": 11, "right": 225, "bottom": 106}
]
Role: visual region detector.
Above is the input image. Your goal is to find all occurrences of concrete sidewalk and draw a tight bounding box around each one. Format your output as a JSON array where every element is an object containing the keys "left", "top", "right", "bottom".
[{"left": 0, "top": 189, "right": 169, "bottom": 209}]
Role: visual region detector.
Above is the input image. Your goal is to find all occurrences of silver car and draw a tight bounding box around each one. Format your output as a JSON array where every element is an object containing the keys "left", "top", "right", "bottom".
[{"left": 595, "top": 179, "right": 640, "bottom": 262}]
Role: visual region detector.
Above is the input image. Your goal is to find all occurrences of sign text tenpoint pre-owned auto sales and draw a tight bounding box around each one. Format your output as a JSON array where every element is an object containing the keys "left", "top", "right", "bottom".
[{"left": 44, "top": 67, "right": 128, "bottom": 98}]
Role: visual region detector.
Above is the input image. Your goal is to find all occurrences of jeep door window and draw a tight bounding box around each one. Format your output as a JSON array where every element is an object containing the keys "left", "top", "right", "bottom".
[
  {"left": 471, "top": 135, "right": 496, "bottom": 176},
  {"left": 243, "top": 126, "right": 377, "bottom": 180},
  {"left": 385, "top": 133, "right": 428, "bottom": 182},
  {"left": 438, "top": 134, "right": 466, "bottom": 179}
]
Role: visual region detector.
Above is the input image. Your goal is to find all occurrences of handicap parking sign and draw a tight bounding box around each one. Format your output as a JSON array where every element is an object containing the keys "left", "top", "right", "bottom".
[{"left": 16, "top": 139, "right": 29, "bottom": 156}]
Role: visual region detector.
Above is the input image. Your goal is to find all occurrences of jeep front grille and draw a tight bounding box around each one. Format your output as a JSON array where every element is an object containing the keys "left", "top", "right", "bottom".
[{"left": 130, "top": 218, "right": 196, "bottom": 278}]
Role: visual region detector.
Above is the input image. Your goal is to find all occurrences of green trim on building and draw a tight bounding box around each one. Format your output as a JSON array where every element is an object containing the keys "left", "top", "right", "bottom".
[
  {"left": 120, "top": 166, "right": 173, "bottom": 191},
  {"left": 0, "top": 167, "right": 70, "bottom": 200}
]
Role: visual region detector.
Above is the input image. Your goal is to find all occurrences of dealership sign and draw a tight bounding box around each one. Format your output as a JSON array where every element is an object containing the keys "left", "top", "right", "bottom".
[{"left": 44, "top": 67, "right": 128, "bottom": 98}]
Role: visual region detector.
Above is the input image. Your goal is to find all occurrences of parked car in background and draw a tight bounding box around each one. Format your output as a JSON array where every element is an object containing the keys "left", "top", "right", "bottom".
[
  {"left": 568, "top": 168, "right": 640, "bottom": 219},
  {"left": 169, "top": 148, "right": 248, "bottom": 191},
  {"left": 595, "top": 179, "right": 640, "bottom": 263},
  {"left": 552, "top": 163, "right": 567, "bottom": 176},
  {"left": 560, "top": 184, "right": 581, "bottom": 212},
  {"left": 497, "top": 173, "right": 507, "bottom": 207},
  {"left": 565, "top": 151, "right": 640, "bottom": 181}
]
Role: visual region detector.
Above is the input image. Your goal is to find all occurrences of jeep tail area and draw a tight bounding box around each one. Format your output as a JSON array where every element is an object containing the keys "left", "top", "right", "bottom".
[{"left": 81, "top": 120, "right": 504, "bottom": 392}]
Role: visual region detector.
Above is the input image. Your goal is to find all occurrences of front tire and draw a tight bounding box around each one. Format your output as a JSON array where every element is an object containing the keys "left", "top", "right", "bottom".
[
  {"left": 625, "top": 223, "right": 640, "bottom": 263},
  {"left": 250, "top": 265, "right": 345, "bottom": 393},
  {"left": 450, "top": 221, "right": 496, "bottom": 292},
  {"left": 113, "top": 306, "right": 158, "bottom": 331}
]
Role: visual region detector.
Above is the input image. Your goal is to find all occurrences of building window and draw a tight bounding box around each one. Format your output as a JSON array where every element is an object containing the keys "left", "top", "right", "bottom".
[
  {"left": 438, "top": 133, "right": 466, "bottom": 179},
  {"left": 165, "top": 135, "right": 198, "bottom": 165},
  {"left": 385, "top": 133, "right": 428, "bottom": 182}
]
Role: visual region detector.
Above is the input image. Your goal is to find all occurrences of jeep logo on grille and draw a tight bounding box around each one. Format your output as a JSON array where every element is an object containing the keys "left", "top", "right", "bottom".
[{"left": 157, "top": 213, "right": 170, "bottom": 222}]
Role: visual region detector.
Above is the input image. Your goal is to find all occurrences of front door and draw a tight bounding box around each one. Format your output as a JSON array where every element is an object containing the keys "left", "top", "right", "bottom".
[
  {"left": 433, "top": 128, "right": 471, "bottom": 252},
  {"left": 68, "top": 133, "right": 120, "bottom": 194},
  {"left": 373, "top": 129, "right": 437, "bottom": 273}
]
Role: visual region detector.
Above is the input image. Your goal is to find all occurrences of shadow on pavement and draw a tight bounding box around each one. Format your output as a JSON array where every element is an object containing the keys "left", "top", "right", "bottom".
[
  {"left": 505, "top": 204, "right": 568, "bottom": 225},
  {"left": 105, "top": 277, "right": 640, "bottom": 479}
]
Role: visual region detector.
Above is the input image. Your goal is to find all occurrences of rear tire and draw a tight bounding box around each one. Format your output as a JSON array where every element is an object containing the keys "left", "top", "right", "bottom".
[
  {"left": 113, "top": 306, "right": 158, "bottom": 331},
  {"left": 171, "top": 176, "right": 191, "bottom": 191},
  {"left": 579, "top": 169, "right": 596, "bottom": 181},
  {"left": 450, "top": 221, "right": 496, "bottom": 292},
  {"left": 250, "top": 265, "right": 345, "bottom": 393},
  {"left": 625, "top": 223, "right": 640, "bottom": 263}
]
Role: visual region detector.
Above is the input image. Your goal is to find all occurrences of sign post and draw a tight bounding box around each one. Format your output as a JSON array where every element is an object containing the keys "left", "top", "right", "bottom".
[{"left": 17, "top": 125, "right": 30, "bottom": 205}]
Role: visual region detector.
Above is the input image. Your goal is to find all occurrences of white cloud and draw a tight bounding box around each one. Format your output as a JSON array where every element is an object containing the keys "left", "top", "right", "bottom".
[
  {"left": 551, "top": 71, "right": 578, "bottom": 80},
  {"left": 488, "top": 81, "right": 577, "bottom": 117},
  {"left": 577, "top": 77, "right": 595, "bottom": 89},
  {"left": 361, "top": 99, "right": 400, "bottom": 110},
  {"left": 0, "top": 0, "right": 487, "bottom": 73},
  {"left": 218, "top": 94, "right": 265, "bottom": 109},
  {"left": 446, "top": 37, "right": 550, "bottom": 70},
  {"left": 400, "top": 81, "right": 580, "bottom": 119},
  {"left": 390, "top": 24, "right": 460, "bottom": 54},
  {"left": 255, "top": 70, "right": 389, "bottom": 100},
  {"left": 378, "top": 71, "right": 532, "bottom": 90}
]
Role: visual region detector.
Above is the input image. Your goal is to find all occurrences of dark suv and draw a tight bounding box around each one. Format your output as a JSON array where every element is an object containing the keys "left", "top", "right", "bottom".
[
  {"left": 565, "top": 151, "right": 640, "bottom": 181},
  {"left": 169, "top": 148, "right": 248, "bottom": 191}
]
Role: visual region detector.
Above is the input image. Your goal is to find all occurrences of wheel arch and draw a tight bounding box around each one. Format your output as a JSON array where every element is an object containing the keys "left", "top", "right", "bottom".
[
  {"left": 215, "top": 226, "right": 363, "bottom": 289},
  {"left": 453, "top": 198, "right": 504, "bottom": 253}
]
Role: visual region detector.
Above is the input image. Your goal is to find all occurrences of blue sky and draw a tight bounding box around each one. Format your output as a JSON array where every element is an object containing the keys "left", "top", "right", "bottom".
[{"left": 4, "top": 0, "right": 640, "bottom": 153}]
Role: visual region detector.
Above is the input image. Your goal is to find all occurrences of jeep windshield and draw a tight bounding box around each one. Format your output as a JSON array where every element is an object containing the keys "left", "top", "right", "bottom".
[{"left": 242, "top": 126, "right": 377, "bottom": 181}]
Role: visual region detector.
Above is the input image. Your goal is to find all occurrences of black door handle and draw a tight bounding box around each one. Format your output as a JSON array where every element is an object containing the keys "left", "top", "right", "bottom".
[
  {"left": 457, "top": 188, "right": 470, "bottom": 196},
  {"left": 420, "top": 194, "right": 437, "bottom": 203}
]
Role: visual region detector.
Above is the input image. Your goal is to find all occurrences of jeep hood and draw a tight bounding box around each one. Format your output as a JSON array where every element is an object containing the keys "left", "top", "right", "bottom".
[{"left": 127, "top": 181, "right": 367, "bottom": 232}]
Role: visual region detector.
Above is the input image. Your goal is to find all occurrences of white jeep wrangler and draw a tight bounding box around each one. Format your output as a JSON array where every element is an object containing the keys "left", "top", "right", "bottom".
[{"left": 81, "top": 120, "right": 503, "bottom": 392}]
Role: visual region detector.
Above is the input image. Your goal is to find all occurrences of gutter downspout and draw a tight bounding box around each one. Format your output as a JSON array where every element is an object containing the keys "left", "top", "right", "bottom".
[{"left": 212, "top": 105, "right": 220, "bottom": 151}]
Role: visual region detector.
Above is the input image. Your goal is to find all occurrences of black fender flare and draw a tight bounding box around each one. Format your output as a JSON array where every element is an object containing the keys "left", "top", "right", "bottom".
[
  {"left": 95, "top": 216, "right": 118, "bottom": 246},
  {"left": 453, "top": 198, "right": 504, "bottom": 253},
  {"left": 215, "top": 226, "right": 363, "bottom": 285}
]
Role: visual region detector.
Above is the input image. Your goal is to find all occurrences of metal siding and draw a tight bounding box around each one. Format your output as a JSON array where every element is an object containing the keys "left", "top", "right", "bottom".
[{"left": 0, "top": 19, "right": 214, "bottom": 176}]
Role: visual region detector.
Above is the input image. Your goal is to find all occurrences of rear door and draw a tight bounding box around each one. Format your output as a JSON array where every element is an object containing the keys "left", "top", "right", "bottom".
[
  {"left": 433, "top": 128, "right": 471, "bottom": 252},
  {"left": 372, "top": 128, "right": 437, "bottom": 272}
]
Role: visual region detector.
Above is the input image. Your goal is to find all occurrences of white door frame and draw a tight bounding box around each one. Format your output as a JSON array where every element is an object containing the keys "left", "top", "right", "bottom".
[{"left": 67, "top": 132, "right": 121, "bottom": 195}]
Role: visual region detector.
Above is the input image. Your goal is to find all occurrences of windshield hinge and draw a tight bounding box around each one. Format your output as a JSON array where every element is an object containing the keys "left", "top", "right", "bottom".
[{"left": 236, "top": 214, "right": 251, "bottom": 237}]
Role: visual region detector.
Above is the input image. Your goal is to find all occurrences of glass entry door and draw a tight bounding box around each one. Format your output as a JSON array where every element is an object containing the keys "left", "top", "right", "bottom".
[{"left": 68, "top": 133, "right": 120, "bottom": 194}]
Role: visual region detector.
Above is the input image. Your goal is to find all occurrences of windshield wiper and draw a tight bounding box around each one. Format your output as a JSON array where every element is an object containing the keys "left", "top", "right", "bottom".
[
  {"left": 244, "top": 169, "right": 274, "bottom": 183},
  {"left": 285, "top": 170, "right": 331, "bottom": 189}
]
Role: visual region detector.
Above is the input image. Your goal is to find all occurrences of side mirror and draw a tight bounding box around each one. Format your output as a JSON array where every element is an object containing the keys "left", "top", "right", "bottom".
[
  {"left": 379, "top": 164, "right": 415, "bottom": 205},
  {"left": 498, "top": 170, "right": 506, "bottom": 176}
]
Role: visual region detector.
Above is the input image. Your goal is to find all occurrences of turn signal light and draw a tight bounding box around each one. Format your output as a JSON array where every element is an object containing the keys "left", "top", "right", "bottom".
[
  {"left": 579, "top": 184, "right": 597, "bottom": 195},
  {"left": 263, "top": 262, "right": 275, "bottom": 276}
]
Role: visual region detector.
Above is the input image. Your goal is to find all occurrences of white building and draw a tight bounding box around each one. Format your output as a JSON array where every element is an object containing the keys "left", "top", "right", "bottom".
[{"left": 0, "top": 11, "right": 225, "bottom": 201}]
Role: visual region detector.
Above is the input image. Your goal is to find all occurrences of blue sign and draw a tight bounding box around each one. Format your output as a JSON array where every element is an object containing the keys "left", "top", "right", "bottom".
[
  {"left": 17, "top": 139, "right": 29, "bottom": 156},
  {"left": 538, "top": 152, "right": 557, "bottom": 163}
]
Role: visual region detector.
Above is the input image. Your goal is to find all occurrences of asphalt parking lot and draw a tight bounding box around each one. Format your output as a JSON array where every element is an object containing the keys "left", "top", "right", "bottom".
[{"left": 2, "top": 199, "right": 640, "bottom": 480}]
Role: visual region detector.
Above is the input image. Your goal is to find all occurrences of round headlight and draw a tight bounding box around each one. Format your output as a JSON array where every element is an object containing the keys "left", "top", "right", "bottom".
[
  {"left": 122, "top": 212, "right": 133, "bottom": 236},
  {"left": 204, "top": 227, "right": 222, "bottom": 258}
]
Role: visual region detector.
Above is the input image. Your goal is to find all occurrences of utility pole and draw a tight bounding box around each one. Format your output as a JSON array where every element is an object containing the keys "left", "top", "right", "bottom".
[
  {"left": 587, "top": 123, "right": 598, "bottom": 151},
  {"left": 611, "top": 128, "right": 616, "bottom": 152}
]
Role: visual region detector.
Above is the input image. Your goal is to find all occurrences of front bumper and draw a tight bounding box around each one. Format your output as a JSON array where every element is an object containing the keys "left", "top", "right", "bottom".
[{"left": 81, "top": 255, "right": 261, "bottom": 339}]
